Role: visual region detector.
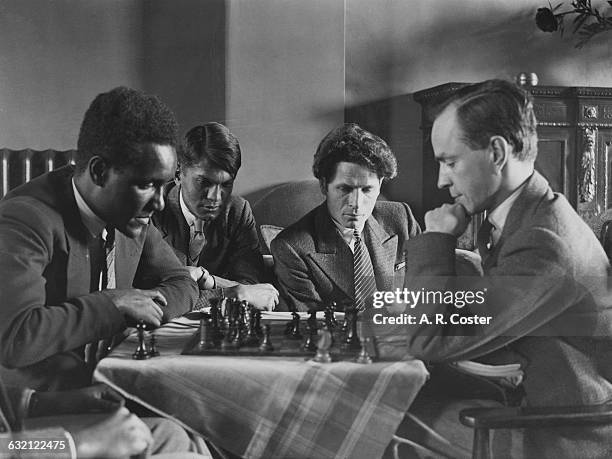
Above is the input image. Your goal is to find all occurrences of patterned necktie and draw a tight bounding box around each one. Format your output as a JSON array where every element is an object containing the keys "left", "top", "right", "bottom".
[
  {"left": 477, "top": 218, "right": 494, "bottom": 262},
  {"left": 353, "top": 229, "right": 377, "bottom": 311},
  {"left": 189, "top": 220, "right": 206, "bottom": 265},
  {"left": 85, "top": 227, "right": 116, "bottom": 368},
  {"left": 102, "top": 227, "right": 116, "bottom": 290}
]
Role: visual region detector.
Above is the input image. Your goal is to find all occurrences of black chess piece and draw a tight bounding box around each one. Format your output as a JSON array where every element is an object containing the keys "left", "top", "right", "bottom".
[
  {"left": 133, "top": 321, "right": 151, "bottom": 360},
  {"left": 243, "top": 305, "right": 260, "bottom": 347},
  {"left": 324, "top": 302, "right": 338, "bottom": 329},
  {"left": 289, "top": 311, "right": 302, "bottom": 340},
  {"left": 344, "top": 306, "right": 360, "bottom": 350},
  {"left": 254, "top": 309, "right": 263, "bottom": 338},
  {"left": 259, "top": 324, "right": 274, "bottom": 352},
  {"left": 303, "top": 310, "right": 318, "bottom": 351},
  {"left": 312, "top": 326, "right": 332, "bottom": 363},
  {"left": 149, "top": 333, "right": 160, "bottom": 357}
]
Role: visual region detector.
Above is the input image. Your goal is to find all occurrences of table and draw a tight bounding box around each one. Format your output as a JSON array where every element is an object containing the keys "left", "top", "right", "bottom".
[{"left": 94, "top": 316, "right": 429, "bottom": 459}]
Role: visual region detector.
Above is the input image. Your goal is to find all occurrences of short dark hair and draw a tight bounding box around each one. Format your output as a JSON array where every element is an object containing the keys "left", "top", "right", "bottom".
[
  {"left": 76, "top": 87, "right": 179, "bottom": 173},
  {"left": 313, "top": 123, "right": 397, "bottom": 184},
  {"left": 179, "top": 122, "right": 242, "bottom": 178},
  {"left": 439, "top": 79, "right": 538, "bottom": 162}
]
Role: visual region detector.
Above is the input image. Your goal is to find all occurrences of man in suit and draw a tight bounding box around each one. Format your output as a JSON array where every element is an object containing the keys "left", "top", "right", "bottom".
[
  {"left": 373, "top": 80, "right": 612, "bottom": 458},
  {"left": 153, "top": 122, "right": 278, "bottom": 310},
  {"left": 271, "top": 123, "right": 421, "bottom": 312},
  {"left": 0, "top": 87, "right": 198, "bottom": 391},
  {"left": 0, "top": 375, "right": 207, "bottom": 458}
]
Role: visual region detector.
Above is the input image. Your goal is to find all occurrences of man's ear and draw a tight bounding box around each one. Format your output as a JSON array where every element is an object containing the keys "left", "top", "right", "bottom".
[
  {"left": 489, "top": 136, "right": 509, "bottom": 173},
  {"left": 89, "top": 156, "right": 110, "bottom": 186},
  {"left": 319, "top": 178, "right": 328, "bottom": 196}
]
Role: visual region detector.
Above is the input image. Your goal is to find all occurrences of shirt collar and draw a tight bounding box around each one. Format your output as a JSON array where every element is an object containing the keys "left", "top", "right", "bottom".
[
  {"left": 487, "top": 181, "right": 527, "bottom": 234},
  {"left": 179, "top": 187, "right": 205, "bottom": 231},
  {"left": 329, "top": 215, "right": 365, "bottom": 252},
  {"left": 72, "top": 179, "right": 106, "bottom": 237}
]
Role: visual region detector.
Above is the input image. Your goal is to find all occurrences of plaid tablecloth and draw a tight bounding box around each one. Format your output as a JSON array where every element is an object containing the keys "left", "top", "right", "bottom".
[{"left": 94, "top": 317, "right": 428, "bottom": 459}]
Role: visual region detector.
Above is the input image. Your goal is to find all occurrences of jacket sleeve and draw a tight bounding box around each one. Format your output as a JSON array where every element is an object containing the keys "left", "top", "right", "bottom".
[
  {"left": 0, "top": 198, "right": 124, "bottom": 369},
  {"left": 134, "top": 224, "right": 198, "bottom": 321},
  {"left": 370, "top": 228, "right": 599, "bottom": 362},
  {"left": 271, "top": 237, "right": 321, "bottom": 312},
  {"left": 221, "top": 200, "right": 264, "bottom": 284}
]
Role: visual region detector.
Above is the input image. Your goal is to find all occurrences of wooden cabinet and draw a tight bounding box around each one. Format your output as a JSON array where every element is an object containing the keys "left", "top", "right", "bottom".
[{"left": 413, "top": 83, "right": 612, "bottom": 246}]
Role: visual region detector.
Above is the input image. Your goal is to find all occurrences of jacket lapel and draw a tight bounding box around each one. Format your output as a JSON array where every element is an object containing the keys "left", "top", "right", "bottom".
[
  {"left": 162, "top": 184, "right": 190, "bottom": 255},
  {"left": 483, "top": 171, "right": 551, "bottom": 271},
  {"left": 364, "top": 213, "right": 397, "bottom": 292},
  {"left": 309, "top": 205, "right": 354, "bottom": 299}
]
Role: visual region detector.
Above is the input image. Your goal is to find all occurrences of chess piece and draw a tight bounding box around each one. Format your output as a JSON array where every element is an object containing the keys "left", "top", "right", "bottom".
[
  {"left": 132, "top": 321, "right": 151, "bottom": 360},
  {"left": 198, "top": 316, "right": 216, "bottom": 350},
  {"left": 303, "top": 310, "right": 318, "bottom": 351},
  {"left": 312, "top": 326, "right": 332, "bottom": 363},
  {"left": 344, "top": 306, "right": 360, "bottom": 350},
  {"left": 243, "top": 305, "right": 260, "bottom": 347},
  {"left": 355, "top": 336, "right": 373, "bottom": 364},
  {"left": 254, "top": 308, "right": 263, "bottom": 338},
  {"left": 259, "top": 324, "right": 274, "bottom": 352},
  {"left": 289, "top": 311, "right": 302, "bottom": 340},
  {"left": 149, "top": 333, "right": 160, "bottom": 357},
  {"left": 324, "top": 302, "right": 337, "bottom": 330}
]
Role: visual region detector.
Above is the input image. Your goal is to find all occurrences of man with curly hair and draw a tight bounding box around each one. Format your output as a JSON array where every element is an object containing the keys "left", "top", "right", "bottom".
[
  {"left": 0, "top": 87, "right": 198, "bottom": 391},
  {"left": 271, "top": 123, "right": 421, "bottom": 312}
]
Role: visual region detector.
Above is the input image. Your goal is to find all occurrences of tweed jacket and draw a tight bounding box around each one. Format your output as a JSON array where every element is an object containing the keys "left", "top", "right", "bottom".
[
  {"left": 372, "top": 171, "right": 612, "bottom": 458},
  {"left": 0, "top": 166, "right": 198, "bottom": 390},
  {"left": 153, "top": 183, "right": 264, "bottom": 308},
  {"left": 271, "top": 201, "right": 421, "bottom": 312}
]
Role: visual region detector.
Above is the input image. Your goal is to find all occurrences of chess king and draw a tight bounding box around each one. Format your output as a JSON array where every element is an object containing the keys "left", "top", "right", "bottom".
[
  {"left": 153, "top": 122, "right": 278, "bottom": 311},
  {"left": 271, "top": 123, "right": 421, "bottom": 312}
]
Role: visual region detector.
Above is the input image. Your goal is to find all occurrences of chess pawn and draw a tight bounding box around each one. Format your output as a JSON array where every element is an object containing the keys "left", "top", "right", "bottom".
[
  {"left": 344, "top": 306, "right": 360, "bottom": 350},
  {"left": 132, "top": 321, "right": 151, "bottom": 360},
  {"left": 254, "top": 309, "right": 263, "bottom": 338},
  {"left": 312, "top": 327, "right": 332, "bottom": 363},
  {"left": 259, "top": 324, "right": 274, "bottom": 352},
  {"left": 149, "top": 333, "right": 160, "bottom": 357}
]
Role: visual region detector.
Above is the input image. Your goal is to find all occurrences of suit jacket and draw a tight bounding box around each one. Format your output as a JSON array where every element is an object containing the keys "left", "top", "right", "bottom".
[
  {"left": 153, "top": 183, "right": 264, "bottom": 308},
  {"left": 0, "top": 166, "right": 198, "bottom": 391},
  {"left": 271, "top": 201, "right": 421, "bottom": 312},
  {"left": 372, "top": 171, "right": 612, "bottom": 458}
]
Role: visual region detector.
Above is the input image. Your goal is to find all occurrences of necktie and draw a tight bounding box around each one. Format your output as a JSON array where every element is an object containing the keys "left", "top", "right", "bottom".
[
  {"left": 353, "top": 229, "right": 377, "bottom": 311},
  {"left": 85, "top": 227, "right": 116, "bottom": 368},
  {"left": 477, "top": 218, "right": 494, "bottom": 261},
  {"left": 101, "top": 227, "right": 115, "bottom": 290},
  {"left": 189, "top": 220, "right": 206, "bottom": 265}
]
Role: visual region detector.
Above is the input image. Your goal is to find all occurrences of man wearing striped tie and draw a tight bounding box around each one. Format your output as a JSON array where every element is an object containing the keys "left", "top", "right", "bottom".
[{"left": 271, "top": 123, "right": 421, "bottom": 312}]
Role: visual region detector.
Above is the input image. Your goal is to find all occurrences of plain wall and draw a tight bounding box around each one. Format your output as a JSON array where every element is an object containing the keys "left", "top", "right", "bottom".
[
  {"left": 0, "top": 0, "right": 226, "bottom": 150},
  {"left": 226, "top": 0, "right": 345, "bottom": 198},
  {"left": 0, "top": 0, "right": 143, "bottom": 149},
  {"left": 346, "top": 0, "right": 612, "bottom": 217}
]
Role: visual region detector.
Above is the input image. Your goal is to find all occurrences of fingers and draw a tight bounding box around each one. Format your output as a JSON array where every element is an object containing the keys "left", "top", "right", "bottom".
[{"left": 147, "top": 290, "right": 167, "bottom": 307}]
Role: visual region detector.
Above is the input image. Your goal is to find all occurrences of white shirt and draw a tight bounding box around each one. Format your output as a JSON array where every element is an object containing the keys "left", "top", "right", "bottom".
[
  {"left": 72, "top": 179, "right": 105, "bottom": 238},
  {"left": 330, "top": 217, "right": 365, "bottom": 253}
]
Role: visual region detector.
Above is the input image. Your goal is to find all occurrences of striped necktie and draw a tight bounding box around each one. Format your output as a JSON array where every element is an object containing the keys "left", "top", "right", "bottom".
[
  {"left": 353, "top": 229, "right": 377, "bottom": 311},
  {"left": 85, "top": 227, "right": 116, "bottom": 368},
  {"left": 189, "top": 220, "right": 206, "bottom": 265}
]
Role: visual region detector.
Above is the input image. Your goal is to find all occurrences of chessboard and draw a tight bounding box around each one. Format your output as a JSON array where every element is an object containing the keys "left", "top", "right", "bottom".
[{"left": 181, "top": 299, "right": 375, "bottom": 362}]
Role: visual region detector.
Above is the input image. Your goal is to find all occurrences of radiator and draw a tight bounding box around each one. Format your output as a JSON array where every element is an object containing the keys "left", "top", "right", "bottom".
[{"left": 0, "top": 149, "right": 77, "bottom": 197}]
